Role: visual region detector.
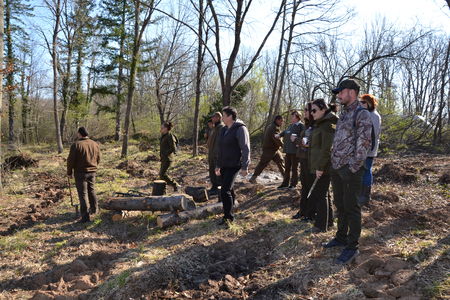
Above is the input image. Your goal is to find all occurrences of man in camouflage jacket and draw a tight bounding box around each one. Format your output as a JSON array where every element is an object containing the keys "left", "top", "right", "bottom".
[{"left": 323, "top": 79, "right": 373, "bottom": 265}]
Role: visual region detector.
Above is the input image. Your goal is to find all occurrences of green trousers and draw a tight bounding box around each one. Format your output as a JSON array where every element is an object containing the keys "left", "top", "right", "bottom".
[{"left": 159, "top": 159, "right": 178, "bottom": 187}]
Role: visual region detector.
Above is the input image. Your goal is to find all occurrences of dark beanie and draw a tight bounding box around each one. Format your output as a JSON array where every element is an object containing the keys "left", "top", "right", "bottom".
[{"left": 78, "top": 127, "right": 89, "bottom": 137}]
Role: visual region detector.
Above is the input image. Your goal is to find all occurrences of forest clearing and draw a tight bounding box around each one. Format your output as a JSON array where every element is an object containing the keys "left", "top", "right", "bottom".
[{"left": 0, "top": 142, "right": 448, "bottom": 299}]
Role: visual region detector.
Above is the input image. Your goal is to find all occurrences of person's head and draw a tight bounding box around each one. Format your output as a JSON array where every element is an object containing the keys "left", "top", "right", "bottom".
[
  {"left": 290, "top": 110, "right": 301, "bottom": 124},
  {"left": 359, "top": 94, "right": 378, "bottom": 112},
  {"left": 310, "top": 98, "right": 335, "bottom": 121},
  {"left": 303, "top": 103, "right": 313, "bottom": 122},
  {"left": 207, "top": 119, "right": 214, "bottom": 129},
  {"left": 332, "top": 79, "right": 360, "bottom": 106},
  {"left": 211, "top": 112, "right": 222, "bottom": 124},
  {"left": 160, "top": 121, "right": 173, "bottom": 134},
  {"left": 77, "top": 127, "right": 89, "bottom": 139},
  {"left": 274, "top": 115, "right": 283, "bottom": 126},
  {"left": 222, "top": 106, "right": 237, "bottom": 126}
]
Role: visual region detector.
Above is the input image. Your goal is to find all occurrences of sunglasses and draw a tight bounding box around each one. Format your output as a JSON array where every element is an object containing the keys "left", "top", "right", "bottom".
[{"left": 311, "top": 109, "right": 318, "bottom": 114}]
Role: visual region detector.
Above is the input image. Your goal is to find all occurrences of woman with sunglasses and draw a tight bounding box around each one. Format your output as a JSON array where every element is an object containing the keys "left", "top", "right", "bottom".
[
  {"left": 307, "top": 99, "right": 338, "bottom": 232},
  {"left": 358, "top": 94, "right": 381, "bottom": 206},
  {"left": 292, "top": 102, "right": 316, "bottom": 222}
]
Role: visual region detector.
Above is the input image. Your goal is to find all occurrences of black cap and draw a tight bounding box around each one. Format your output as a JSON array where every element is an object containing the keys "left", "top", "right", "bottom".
[
  {"left": 78, "top": 127, "right": 89, "bottom": 137},
  {"left": 332, "top": 79, "right": 360, "bottom": 94}
]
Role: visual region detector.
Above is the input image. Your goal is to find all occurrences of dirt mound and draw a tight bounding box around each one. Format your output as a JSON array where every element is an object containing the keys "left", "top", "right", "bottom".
[
  {"left": 372, "top": 191, "right": 400, "bottom": 203},
  {"left": 375, "top": 163, "right": 419, "bottom": 184},
  {"left": 143, "top": 154, "right": 159, "bottom": 163},
  {"left": 3, "top": 153, "right": 38, "bottom": 170},
  {"left": 117, "top": 160, "right": 158, "bottom": 178},
  {"left": 438, "top": 171, "right": 450, "bottom": 185}
]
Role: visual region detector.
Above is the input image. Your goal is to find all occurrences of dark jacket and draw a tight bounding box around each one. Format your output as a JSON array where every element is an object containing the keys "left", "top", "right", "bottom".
[
  {"left": 67, "top": 137, "right": 101, "bottom": 175},
  {"left": 262, "top": 122, "right": 283, "bottom": 152},
  {"left": 160, "top": 132, "right": 177, "bottom": 162},
  {"left": 295, "top": 123, "right": 313, "bottom": 160},
  {"left": 309, "top": 112, "right": 338, "bottom": 175},
  {"left": 280, "top": 122, "right": 304, "bottom": 154},
  {"left": 216, "top": 121, "right": 250, "bottom": 170},
  {"left": 208, "top": 121, "right": 224, "bottom": 163}
]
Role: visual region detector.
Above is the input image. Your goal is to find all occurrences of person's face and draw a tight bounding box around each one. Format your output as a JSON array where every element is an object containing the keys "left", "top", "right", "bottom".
[
  {"left": 160, "top": 125, "right": 168, "bottom": 134},
  {"left": 359, "top": 99, "right": 369, "bottom": 109},
  {"left": 337, "top": 88, "right": 356, "bottom": 105},
  {"left": 304, "top": 108, "right": 309, "bottom": 120},
  {"left": 211, "top": 115, "right": 219, "bottom": 123},
  {"left": 311, "top": 104, "right": 326, "bottom": 120},
  {"left": 275, "top": 118, "right": 283, "bottom": 126},
  {"left": 291, "top": 114, "right": 299, "bottom": 124},
  {"left": 223, "top": 112, "right": 232, "bottom": 124},
  {"left": 207, "top": 122, "right": 214, "bottom": 129}
]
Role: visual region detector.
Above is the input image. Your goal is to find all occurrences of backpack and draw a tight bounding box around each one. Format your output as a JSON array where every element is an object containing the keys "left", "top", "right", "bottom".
[{"left": 353, "top": 106, "right": 376, "bottom": 151}]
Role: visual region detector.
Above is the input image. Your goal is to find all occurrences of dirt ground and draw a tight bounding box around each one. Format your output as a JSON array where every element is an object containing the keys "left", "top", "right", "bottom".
[{"left": 0, "top": 142, "right": 449, "bottom": 300}]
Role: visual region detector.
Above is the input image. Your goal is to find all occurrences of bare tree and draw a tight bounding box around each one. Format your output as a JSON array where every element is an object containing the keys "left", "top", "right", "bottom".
[
  {"left": 121, "top": 0, "right": 160, "bottom": 158},
  {"left": 207, "top": 0, "right": 286, "bottom": 106}
]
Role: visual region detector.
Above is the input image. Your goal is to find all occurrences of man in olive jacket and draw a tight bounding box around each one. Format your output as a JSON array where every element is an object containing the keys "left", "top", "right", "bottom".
[
  {"left": 249, "top": 115, "right": 285, "bottom": 183},
  {"left": 67, "top": 127, "right": 100, "bottom": 223},
  {"left": 207, "top": 112, "right": 224, "bottom": 195}
]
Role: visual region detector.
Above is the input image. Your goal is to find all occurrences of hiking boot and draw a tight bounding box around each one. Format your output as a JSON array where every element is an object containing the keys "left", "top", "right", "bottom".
[
  {"left": 76, "top": 217, "right": 91, "bottom": 224},
  {"left": 208, "top": 188, "right": 219, "bottom": 196},
  {"left": 323, "top": 238, "right": 347, "bottom": 249},
  {"left": 217, "top": 218, "right": 233, "bottom": 228},
  {"left": 336, "top": 248, "right": 360, "bottom": 264},
  {"left": 292, "top": 211, "right": 303, "bottom": 219},
  {"left": 249, "top": 176, "right": 257, "bottom": 184},
  {"left": 277, "top": 184, "right": 288, "bottom": 190},
  {"left": 300, "top": 216, "right": 314, "bottom": 223}
]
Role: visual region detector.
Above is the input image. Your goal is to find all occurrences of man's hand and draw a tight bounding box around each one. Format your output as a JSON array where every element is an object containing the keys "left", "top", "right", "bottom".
[
  {"left": 215, "top": 168, "right": 221, "bottom": 176},
  {"left": 315, "top": 170, "right": 323, "bottom": 179},
  {"left": 240, "top": 169, "right": 248, "bottom": 177},
  {"left": 274, "top": 134, "right": 280, "bottom": 139}
]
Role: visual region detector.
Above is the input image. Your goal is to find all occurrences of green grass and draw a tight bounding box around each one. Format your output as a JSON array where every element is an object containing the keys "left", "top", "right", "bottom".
[
  {"left": 425, "top": 275, "right": 450, "bottom": 299},
  {"left": 0, "top": 230, "right": 36, "bottom": 254}
]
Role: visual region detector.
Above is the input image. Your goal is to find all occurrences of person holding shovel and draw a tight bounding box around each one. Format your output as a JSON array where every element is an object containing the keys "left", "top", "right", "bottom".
[
  {"left": 303, "top": 99, "right": 337, "bottom": 233},
  {"left": 67, "top": 127, "right": 101, "bottom": 223},
  {"left": 159, "top": 121, "right": 180, "bottom": 192}
]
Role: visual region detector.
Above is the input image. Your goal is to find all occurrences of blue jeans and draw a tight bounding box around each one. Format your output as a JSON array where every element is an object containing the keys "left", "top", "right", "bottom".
[{"left": 362, "top": 157, "right": 374, "bottom": 186}]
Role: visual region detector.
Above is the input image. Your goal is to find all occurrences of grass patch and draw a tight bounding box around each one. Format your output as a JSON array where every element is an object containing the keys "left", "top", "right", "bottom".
[
  {"left": 0, "top": 230, "right": 36, "bottom": 253},
  {"left": 425, "top": 275, "right": 450, "bottom": 299},
  {"left": 43, "top": 239, "right": 68, "bottom": 261}
]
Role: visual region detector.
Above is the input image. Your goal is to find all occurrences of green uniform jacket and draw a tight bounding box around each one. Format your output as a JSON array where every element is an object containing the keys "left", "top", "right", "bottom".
[
  {"left": 308, "top": 112, "right": 338, "bottom": 175},
  {"left": 160, "top": 132, "right": 177, "bottom": 162},
  {"left": 208, "top": 122, "right": 224, "bottom": 165},
  {"left": 262, "top": 122, "right": 283, "bottom": 152}
]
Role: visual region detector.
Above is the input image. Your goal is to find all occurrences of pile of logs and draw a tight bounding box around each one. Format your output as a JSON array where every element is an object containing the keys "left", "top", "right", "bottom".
[{"left": 101, "top": 181, "right": 221, "bottom": 228}]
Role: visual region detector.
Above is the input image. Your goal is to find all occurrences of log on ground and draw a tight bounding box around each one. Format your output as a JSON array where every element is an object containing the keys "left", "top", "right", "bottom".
[
  {"left": 184, "top": 186, "right": 209, "bottom": 203},
  {"left": 101, "top": 194, "right": 196, "bottom": 212},
  {"left": 157, "top": 202, "right": 223, "bottom": 228}
]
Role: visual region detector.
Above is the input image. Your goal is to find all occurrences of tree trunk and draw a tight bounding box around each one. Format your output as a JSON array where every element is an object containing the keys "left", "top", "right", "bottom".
[
  {"left": 0, "top": 0, "right": 4, "bottom": 192},
  {"left": 157, "top": 202, "right": 222, "bottom": 228},
  {"left": 5, "top": 0, "right": 15, "bottom": 143},
  {"left": 101, "top": 194, "right": 197, "bottom": 212},
  {"left": 52, "top": 0, "right": 64, "bottom": 153},
  {"left": 433, "top": 39, "right": 450, "bottom": 144},
  {"left": 192, "top": 0, "right": 204, "bottom": 156},
  {"left": 184, "top": 186, "right": 208, "bottom": 203}
]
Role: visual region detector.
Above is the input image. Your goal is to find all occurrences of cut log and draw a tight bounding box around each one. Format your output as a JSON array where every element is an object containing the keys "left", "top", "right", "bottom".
[
  {"left": 152, "top": 180, "right": 166, "bottom": 196},
  {"left": 157, "top": 202, "right": 223, "bottom": 228},
  {"left": 101, "top": 194, "right": 196, "bottom": 212},
  {"left": 184, "top": 186, "right": 209, "bottom": 203}
]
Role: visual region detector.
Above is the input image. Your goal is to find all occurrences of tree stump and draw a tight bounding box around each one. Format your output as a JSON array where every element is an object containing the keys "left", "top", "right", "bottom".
[
  {"left": 184, "top": 186, "right": 209, "bottom": 203},
  {"left": 152, "top": 180, "right": 166, "bottom": 196},
  {"left": 157, "top": 202, "right": 223, "bottom": 228}
]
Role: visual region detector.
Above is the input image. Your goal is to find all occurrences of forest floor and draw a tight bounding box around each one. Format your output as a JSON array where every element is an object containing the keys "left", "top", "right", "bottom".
[{"left": 0, "top": 141, "right": 449, "bottom": 300}]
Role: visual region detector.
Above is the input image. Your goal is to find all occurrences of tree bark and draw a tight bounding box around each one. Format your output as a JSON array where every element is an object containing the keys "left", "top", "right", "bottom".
[
  {"left": 114, "top": 0, "right": 127, "bottom": 142},
  {"left": 5, "top": 0, "right": 15, "bottom": 143},
  {"left": 184, "top": 186, "right": 208, "bottom": 203},
  {"left": 0, "top": 0, "right": 4, "bottom": 192},
  {"left": 157, "top": 202, "right": 222, "bottom": 228},
  {"left": 101, "top": 194, "right": 197, "bottom": 212}
]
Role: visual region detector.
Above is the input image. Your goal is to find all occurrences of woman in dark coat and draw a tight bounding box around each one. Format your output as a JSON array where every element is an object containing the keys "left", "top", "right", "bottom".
[
  {"left": 307, "top": 99, "right": 338, "bottom": 232},
  {"left": 159, "top": 121, "right": 179, "bottom": 191}
]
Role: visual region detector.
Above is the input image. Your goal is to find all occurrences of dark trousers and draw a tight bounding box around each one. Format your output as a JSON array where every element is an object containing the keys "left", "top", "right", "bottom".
[
  {"left": 253, "top": 150, "right": 285, "bottom": 178},
  {"left": 75, "top": 172, "right": 98, "bottom": 220},
  {"left": 208, "top": 157, "right": 221, "bottom": 188},
  {"left": 331, "top": 166, "right": 364, "bottom": 250},
  {"left": 220, "top": 167, "right": 240, "bottom": 220},
  {"left": 160, "top": 159, "right": 178, "bottom": 187},
  {"left": 299, "top": 158, "right": 315, "bottom": 218},
  {"left": 362, "top": 157, "right": 374, "bottom": 187},
  {"left": 282, "top": 153, "right": 299, "bottom": 186},
  {"left": 311, "top": 174, "right": 333, "bottom": 231}
]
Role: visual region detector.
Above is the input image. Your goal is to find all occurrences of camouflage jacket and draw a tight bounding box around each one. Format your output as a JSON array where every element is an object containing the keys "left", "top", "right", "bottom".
[{"left": 331, "top": 100, "right": 372, "bottom": 173}]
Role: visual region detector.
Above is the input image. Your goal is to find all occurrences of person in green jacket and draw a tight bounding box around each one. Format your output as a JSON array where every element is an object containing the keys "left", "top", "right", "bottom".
[
  {"left": 308, "top": 99, "right": 338, "bottom": 232},
  {"left": 159, "top": 121, "right": 180, "bottom": 191}
]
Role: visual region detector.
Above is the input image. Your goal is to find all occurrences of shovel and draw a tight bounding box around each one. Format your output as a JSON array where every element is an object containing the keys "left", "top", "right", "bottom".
[{"left": 67, "top": 176, "right": 80, "bottom": 218}]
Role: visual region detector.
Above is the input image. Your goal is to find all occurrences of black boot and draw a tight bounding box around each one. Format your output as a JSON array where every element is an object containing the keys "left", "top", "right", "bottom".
[{"left": 358, "top": 185, "right": 371, "bottom": 206}]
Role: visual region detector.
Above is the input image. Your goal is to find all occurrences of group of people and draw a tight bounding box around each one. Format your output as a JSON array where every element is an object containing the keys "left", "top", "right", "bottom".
[{"left": 66, "top": 78, "right": 380, "bottom": 264}]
